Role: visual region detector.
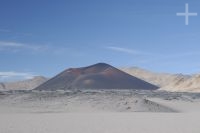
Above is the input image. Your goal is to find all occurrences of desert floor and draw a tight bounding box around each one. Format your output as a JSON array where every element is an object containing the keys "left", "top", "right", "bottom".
[{"left": 0, "top": 90, "right": 200, "bottom": 133}]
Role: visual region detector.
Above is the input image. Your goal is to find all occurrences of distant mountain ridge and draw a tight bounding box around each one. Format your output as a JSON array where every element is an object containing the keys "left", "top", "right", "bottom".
[
  {"left": 0, "top": 76, "right": 48, "bottom": 90},
  {"left": 121, "top": 67, "right": 200, "bottom": 92},
  {"left": 120, "top": 67, "right": 190, "bottom": 86},
  {"left": 35, "top": 63, "right": 158, "bottom": 91},
  {"left": 2, "top": 64, "right": 200, "bottom": 92}
]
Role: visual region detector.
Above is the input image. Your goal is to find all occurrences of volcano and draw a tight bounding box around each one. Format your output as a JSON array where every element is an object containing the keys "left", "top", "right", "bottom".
[{"left": 34, "top": 63, "right": 158, "bottom": 91}]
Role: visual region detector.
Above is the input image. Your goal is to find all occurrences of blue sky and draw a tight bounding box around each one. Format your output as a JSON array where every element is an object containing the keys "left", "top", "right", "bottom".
[{"left": 0, "top": 0, "right": 200, "bottom": 81}]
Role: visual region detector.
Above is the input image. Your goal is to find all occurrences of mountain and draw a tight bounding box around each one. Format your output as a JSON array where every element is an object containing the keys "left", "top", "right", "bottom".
[
  {"left": 120, "top": 67, "right": 190, "bottom": 87},
  {"left": 34, "top": 63, "right": 158, "bottom": 91},
  {"left": 162, "top": 74, "right": 200, "bottom": 92},
  {"left": 2, "top": 65, "right": 199, "bottom": 92},
  {"left": 0, "top": 76, "right": 48, "bottom": 91},
  {"left": 120, "top": 67, "right": 200, "bottom": 92}
]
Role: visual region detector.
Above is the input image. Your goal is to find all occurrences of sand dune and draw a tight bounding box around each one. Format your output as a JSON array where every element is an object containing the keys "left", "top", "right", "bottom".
[{"left": 0, "top": 90, "right": 176, "bottom": 113}]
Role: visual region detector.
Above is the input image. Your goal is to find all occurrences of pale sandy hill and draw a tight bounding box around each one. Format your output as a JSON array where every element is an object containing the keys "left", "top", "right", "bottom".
[
  {"left": 162, "top": 74, "right": 200, "bottom": 92},
  {"left": 0, "top": 76, "right": 47, "bottom": 90},
  {"left": 120, "top": 67, "right": 200, "bottom": 92},
  {"left": 121, "top": 67, "right": 190, "bottom": 86}
]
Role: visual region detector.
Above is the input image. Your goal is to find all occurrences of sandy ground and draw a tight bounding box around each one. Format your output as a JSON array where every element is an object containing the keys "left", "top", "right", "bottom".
[
  {"left": 0, "top": 90, "right": 200, "bottom": 133},
  {"left": 0, "top": 113, "right": 200, "bottom": 133}
]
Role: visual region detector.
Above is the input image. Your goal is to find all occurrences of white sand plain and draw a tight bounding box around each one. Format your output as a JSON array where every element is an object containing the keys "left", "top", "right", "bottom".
[
  {"left": 0, "top": 90, "right": 200, "bottom": 133},
  {"left": 1, "top": 113, "right": 200, "bottom": 133}
]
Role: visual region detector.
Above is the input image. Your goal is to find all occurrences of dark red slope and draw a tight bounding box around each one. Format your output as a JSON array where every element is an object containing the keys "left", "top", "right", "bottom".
[{"left": 34, "top": 63, "right": 158, "bottom": 90}]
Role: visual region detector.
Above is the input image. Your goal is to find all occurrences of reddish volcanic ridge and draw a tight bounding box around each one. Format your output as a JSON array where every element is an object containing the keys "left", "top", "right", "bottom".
[{"left": 34, "top": 63, "right": 158, "bottom": 91}]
